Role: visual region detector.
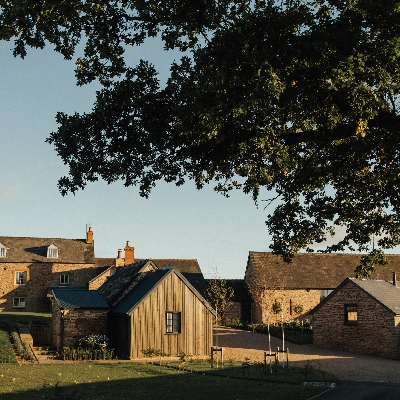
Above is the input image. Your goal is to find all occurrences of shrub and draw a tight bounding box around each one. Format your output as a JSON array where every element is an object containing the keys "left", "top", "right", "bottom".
[{"left": 62, "top": 334, "right": 114, "bottom": 361}]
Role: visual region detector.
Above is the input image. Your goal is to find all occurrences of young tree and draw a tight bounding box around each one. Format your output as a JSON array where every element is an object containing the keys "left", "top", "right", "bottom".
[
  {"left": 3, "top": 1, "right": 400, "bottom": 271},
  {"left": 205, "top": 278, "right": 234, "bottom": 323}
]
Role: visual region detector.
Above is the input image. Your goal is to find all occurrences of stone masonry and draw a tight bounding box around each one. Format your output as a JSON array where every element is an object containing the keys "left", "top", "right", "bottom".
[{"left": 312, "top": 280, "right": 400, "bottom": 359}]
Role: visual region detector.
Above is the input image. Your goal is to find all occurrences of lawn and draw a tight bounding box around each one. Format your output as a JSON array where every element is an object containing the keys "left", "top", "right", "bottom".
[
  {"left": 0, "top": 362, "right": 330, "bottom": 400},
  {"left": 0, "top": 312, "right": 333, "bottom": 399},
  {"left": 0, "top": 312, "right": 51, "bottom": 324}
]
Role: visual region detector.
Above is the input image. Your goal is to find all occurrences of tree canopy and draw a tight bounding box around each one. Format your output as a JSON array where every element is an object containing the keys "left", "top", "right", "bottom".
[{"left": 2, "top": 0, "right": 400, "bottom": 274}]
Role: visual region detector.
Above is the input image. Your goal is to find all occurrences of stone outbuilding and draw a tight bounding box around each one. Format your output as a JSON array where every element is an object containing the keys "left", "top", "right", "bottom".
[
  {"left": 51, "top": 288, "right": 109, "bottom": 349},
  {"left": 310, "top": 276, "right": 400, "bottom": 360},
  {"left": 245, "top": 252, "right": 400, "bottom": 324}
]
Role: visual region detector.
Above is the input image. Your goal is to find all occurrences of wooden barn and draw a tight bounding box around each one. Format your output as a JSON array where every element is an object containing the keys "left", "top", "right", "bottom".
[{"left": 97, "top": 260, "right": 215, "bottom": 359}]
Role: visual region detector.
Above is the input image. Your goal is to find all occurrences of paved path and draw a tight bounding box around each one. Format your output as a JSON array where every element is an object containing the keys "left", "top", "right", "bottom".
[{"left": 215, "top": 327, "right": 400, "bottom": 382}]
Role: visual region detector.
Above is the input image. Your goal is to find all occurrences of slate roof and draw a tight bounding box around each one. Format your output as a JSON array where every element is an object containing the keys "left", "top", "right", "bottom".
[
  {"left": 98, "top": 259, "right": 157, "bottom": 307},
  {"left": 246, "top": 252, "right": 400, "bottom": 289},
  {"left": 52, "top": 288, "right": 108, "bottom": 310},
  {"left": 136, "top": 258, "right": 206, "bottom": 294},
  {"left": 112, "top": 267, "right": 215, "bottom": 315},
  {"left": 310, "top": 278, "right": 400, "bottom": 316},
  {"left": 0, "top": 236, "right": 95, "bottom": 264}
]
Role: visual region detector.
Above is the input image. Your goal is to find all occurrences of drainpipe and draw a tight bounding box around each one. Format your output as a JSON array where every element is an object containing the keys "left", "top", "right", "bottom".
[{"left": 393, "top": 272, "right": 397, "bottom": 287}]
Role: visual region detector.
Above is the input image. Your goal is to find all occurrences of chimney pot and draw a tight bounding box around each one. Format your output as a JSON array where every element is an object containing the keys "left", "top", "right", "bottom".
[{"left": 117, "top": 249, "right": 122, "bottom": 259}]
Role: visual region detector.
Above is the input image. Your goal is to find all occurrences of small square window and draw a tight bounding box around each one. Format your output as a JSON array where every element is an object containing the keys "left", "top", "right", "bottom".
[
  {"left": 60, "top": 274, "right": 70, "bottom": 285},
  {"left": 166, "top": 312, "right": 181, "bottom": 334},
  {"left": 345, "top": 304, "right": 358, "bottom": 325},
  {"left": 13, "top": 297, "right": 26, "bottom": 308},
  {"left": 15, "top": 271, "right": 27, "bottom": 285}
]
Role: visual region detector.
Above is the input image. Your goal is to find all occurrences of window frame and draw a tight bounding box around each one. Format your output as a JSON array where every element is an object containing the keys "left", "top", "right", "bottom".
[
  {"left": 59, "top": 274, "right": 70, "bottom": 285},
  {"left": 344, "top": 304, "right": 358, "bottom": 325},
  {"left": 0, "top": 243, "right": 6, "bottom": 258},
  {"left": 47, "top": 244, "right": 59, "bottom": 259},
  {"left": 166, "top": 312, "right": 181, "bottom": 334},
  {"left": 13, "top": 297, "right": 26, "bottom": 308},
  {"left": 14, "top": 271, "right": 27, "bottom": 286}
]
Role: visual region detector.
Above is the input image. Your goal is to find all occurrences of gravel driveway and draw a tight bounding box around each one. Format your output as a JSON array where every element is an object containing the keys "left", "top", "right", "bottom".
[{"left": 215, "top": 327, "right": 400, "bottom": 382}]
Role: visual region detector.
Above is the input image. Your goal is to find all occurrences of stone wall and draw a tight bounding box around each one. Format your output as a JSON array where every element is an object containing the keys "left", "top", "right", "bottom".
[
  {"left": 0, "top": 262, "right": 99, "bottom": 312},
  {"left": 312, "top": 281, "right": 400, "bottom": 359},
  {"left": 52, "top": 301, "right": 108, "bottom": 350},
  {"left": 250, "top": 289, "right": 320, "bottom": 324},
  {"left": 223, "top": 301, "right": 252, "bottom": 323},
  {"left": 88, "top": 267, "right": 115, "bottom": 290}
]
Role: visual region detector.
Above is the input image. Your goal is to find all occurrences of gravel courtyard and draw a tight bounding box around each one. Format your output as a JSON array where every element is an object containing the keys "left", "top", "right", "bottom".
[{"left": 215, "top": 327, "right": 400, "bottom": 382}]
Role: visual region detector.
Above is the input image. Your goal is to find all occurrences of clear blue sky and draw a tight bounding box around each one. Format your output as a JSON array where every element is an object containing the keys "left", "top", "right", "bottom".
[{"left": 0, "top": 39, "right": 274, "bottom": 279}]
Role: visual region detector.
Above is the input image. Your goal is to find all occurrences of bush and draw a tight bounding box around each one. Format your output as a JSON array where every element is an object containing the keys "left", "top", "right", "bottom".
[{"left": 63, "top": 334, "right": 114, "bottom": 361}]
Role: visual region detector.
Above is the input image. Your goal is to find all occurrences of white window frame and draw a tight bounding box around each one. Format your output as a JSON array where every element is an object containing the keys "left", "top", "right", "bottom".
[
  {"left": 59, "top": 274, "right": 70, "bottom": 285},
  {"left": 15, "top": 271, "right": 27, "bottom": 285},
  {"left": 47, "top": 244, "right": 58, "bottom": 259},
  {"left": 13, "top": 297, "right": 26, "bottom": 308},
  {"left": 0, "top": 243, "right": 6, "bottom": 258}
]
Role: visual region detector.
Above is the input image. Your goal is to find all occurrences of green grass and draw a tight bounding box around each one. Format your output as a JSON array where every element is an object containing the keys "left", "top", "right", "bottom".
[
  {"left": 0, "top": 322, "right": 17, "bottom": 363},
  {"left": 162, "top": 358, "right": 336, "bottom": 385},
  {"left": 0, "top": 362, "right": 331, "bottom": 400},
  {"left": 0, "top": 312, "right": 51, "bottom": 324}
]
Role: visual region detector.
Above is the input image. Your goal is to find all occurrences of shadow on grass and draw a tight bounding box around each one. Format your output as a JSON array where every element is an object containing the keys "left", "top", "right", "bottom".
[{"left": 0, "top": 362, "right": 330, "bottom": 400}]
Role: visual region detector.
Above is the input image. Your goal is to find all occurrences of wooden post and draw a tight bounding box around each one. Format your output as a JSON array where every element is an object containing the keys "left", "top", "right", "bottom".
[{"left": 286, "top": 348, "right": 289, "bottom": 368}]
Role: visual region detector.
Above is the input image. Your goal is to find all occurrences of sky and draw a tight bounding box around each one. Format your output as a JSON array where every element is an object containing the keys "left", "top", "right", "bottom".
[{"left": 0, "top": 39, "right": 274, "bottom": 280}]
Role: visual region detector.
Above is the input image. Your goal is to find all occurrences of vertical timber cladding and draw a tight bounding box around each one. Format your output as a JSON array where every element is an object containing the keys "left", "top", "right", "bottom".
[{"left": 129, "top": 271, "right": 213, "bottom": 358}]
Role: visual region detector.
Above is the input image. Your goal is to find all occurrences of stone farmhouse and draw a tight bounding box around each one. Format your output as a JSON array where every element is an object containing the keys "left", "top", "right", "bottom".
[
  {"left": 0, "top": 229, "right": 216, "bottom": 358},
  {"left": 245, "top": 251, "right": 400, "bottom": 324},
  {"left": 0, "top": 228, "right": 206, "bottom": 313},
  {"left": 310, "top": 276, "right": 400, "bottom": 360}
]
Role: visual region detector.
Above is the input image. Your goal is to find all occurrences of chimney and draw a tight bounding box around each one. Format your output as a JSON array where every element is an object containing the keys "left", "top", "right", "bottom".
[
  {"left": 393, "top": 272, "right": 397, "bottom": 287},
  {"left": 86, "top": 227, "right": 93, "bottom": 244},
  {"left": 124, "top": 241, "right": 134, "bottom": 265},
  {"left": 117, "top": 249, "right": 123, "bottom": 259}
]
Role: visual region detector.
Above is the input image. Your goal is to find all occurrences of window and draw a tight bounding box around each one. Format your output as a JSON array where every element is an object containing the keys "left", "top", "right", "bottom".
[
  {"left": 15, "top": 271, "right": 27, "bottom": 285},
  {"left": 13, "top": 297, "right": 26, "bottom": 308},
  {"left": 166, "top": 312, "right": 181, "bottom": 333},
  {"left": 0, "top": 243, "right": 6, "bottom": 258},
  {"left": 47, "top": 244, "right": 58, "bottom": 258},
  {"left": 345, "top": 304, "right": 358, "bottom": 325},
  {"left": 60, "top": 274, "right": 70, "bottom": 285}
]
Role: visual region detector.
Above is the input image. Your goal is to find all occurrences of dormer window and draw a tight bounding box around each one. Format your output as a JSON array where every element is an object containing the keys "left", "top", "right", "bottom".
[
  {"left": 0, "top": 243, "right": 6, "bottom": 258},
  {"left": 47, "top": 244, "right": 58, "bottom": 259}
]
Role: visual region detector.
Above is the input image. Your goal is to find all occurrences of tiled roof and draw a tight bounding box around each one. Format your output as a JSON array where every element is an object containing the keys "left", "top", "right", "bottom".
[
  {"left": 112, "top": 267, "right": 215, "bottom": 315},
  {"left": 246, "top": 252, "right": 400, "bottom": 289},
  {"left": 136, "top": 258, "right": 206, "bottom": 294},
  {"left": 349, "top": 278, "right": 400, "bottom": 315},
  {"left": 95, "top": 258, "right": 116, "bottom": 268},
  {"left": 98, "top": 259, "right": 157, "bottom": 307},
  {"left": 310, "top": 278, "right": 400, "bottom": 315},
  {"left": 112, "top": 268, "right": 172, "bottom": 314},
  {"left": 0, "top": 236, "right": 95, "bottom": 264},
  {"left": 52, "top": 288, "right": 108, "bottom": 309}
]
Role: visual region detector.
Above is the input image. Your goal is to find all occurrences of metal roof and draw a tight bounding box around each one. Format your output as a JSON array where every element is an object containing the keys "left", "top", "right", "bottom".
[{"left": 52, "top": 288, "right": 108, "bottom": 310}]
